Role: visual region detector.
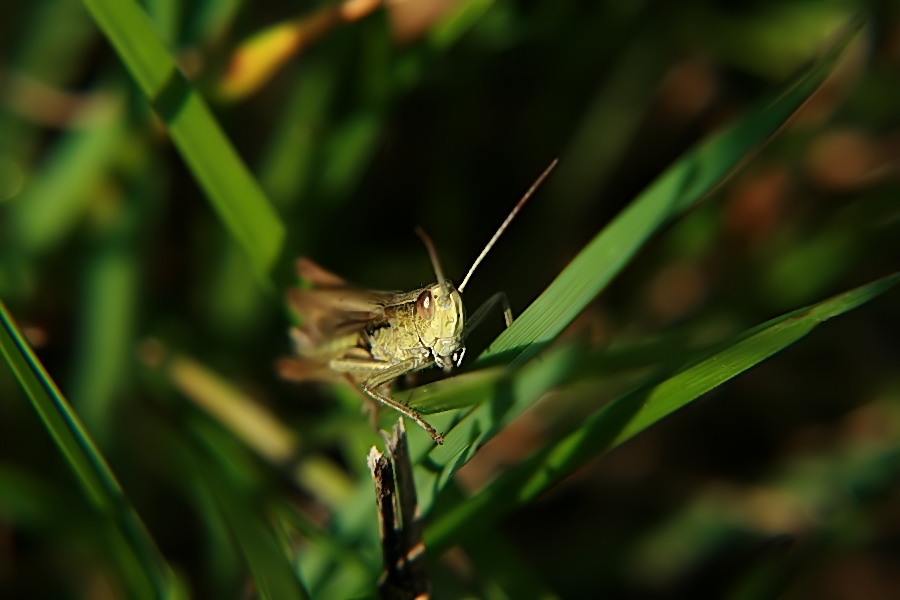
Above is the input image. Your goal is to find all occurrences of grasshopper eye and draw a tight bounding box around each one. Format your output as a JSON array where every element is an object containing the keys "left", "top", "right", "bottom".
[{"left": 416, "top": 290, "right": 434, "bottom": 321}]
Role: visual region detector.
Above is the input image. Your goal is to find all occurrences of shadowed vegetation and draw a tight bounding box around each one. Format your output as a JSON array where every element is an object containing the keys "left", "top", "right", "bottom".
[{"left": 1, "top": 1, "right": 899, "bottom": 598}]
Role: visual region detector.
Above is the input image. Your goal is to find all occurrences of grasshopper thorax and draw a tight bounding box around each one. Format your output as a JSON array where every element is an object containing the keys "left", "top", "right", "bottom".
[{"left": 414, "top": 280, "right": 466, "bottom": 372}]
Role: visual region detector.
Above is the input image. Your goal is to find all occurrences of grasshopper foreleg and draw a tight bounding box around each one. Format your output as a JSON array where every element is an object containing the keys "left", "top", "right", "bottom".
[
  {"left": 330, "top": 356, "right": 444, "bottom": 444},
  {"left": 361, "top": 383, "right": 443, "bottom": 445},
  {"left": 465, "top": 291, "right": 513, "bottom": 338}
]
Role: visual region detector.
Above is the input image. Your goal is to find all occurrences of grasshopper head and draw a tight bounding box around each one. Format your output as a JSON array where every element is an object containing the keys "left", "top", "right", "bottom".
[{"left": 415, "top": 281, "right": 466, "bottom": 372}]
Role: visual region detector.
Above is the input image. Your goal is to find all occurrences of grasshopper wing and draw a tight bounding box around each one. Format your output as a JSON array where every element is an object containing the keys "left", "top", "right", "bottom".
[
  {"left": 286, "top": 258, "right": 396, "bottom": 361},
  {"left": 295, "top": 257, "right": 348, "bottom": 288}
]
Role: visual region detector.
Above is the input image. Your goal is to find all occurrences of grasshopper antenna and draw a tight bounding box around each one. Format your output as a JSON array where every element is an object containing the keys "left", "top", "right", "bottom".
[
  {"left": 458, "top": 158, "right": 558, "bottom": 293},
  {"left": 415, "top": 226, "right": 449, "bottom": 294}
]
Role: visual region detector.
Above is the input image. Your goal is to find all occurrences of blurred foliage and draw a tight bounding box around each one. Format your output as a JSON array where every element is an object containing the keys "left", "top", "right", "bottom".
[{"left": 1, "top": 0, "right": 899, "bottom": 598}]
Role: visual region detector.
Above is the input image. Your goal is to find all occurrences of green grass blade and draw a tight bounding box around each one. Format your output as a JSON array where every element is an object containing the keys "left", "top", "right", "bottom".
[
  {"left": 83, "top": 0, "right": 285, "bottom": 286},
  {"left": 0, "top": 301, "right": 180, "bottom": 598},
  {"left": 429, "top": 0, "right": 494, "bottom": 48},
  {"left": 478, "top": 23, "right": 861, "bottom": 368},
  {"left": 425, "top": 273, "right": 900, "bottom": 555},
  {"left": 403, "top": 25, "right": 858, "bottom": 504},
  {"left": 368, "top": 342, "right": 584, "bottom": 528},
  {"left": 320, "top": 27, "right": 865, "bottom": 584},
  {"left": 12, "top": 118, "right": 124, "bottom": 255},
  {"left": 182, "top": 419, "right": 311, "bottom": 600},
  {"left": 68, "top": 157, "right": 156, "bottom": 439}
]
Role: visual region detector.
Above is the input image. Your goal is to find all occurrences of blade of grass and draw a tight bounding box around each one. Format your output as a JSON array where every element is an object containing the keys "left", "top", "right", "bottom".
[
  {"left": 137, "top": 404, "right": 315, "bottom": 599},
  {"left": 429, "top": 0, "right": 494, "bottom": 49},
  {"left": 0, "top": 301, "right": 182, "bottom": 598},
  {"left": 257, "top": 60, "right": 336, "bottom": 209},
  {"left": 184, "top": 418, "right": 311, "bottom": 600},
  {"left": 318, "top": 27, "right": 866, "bottom": 588},
  {"left": 302, "top": 484, "right": 383, "bottom": 598},
  {"left": 408, "top": 341, "right": 585, "bottom": 496},
  {"left": 83, "top": 0, "right": 285, "bottom": 286},
  {"left": 399, "top": 23, "right": 862, "bottom": 504},
  {"left": 166, "top": 354, "right": 354, "bottom": 507},
  {"left": 410, "top": 29, "right": 868, "bottom": 494},
  {"left": 424, "top": 273, "right": 900, "bottom": 555},
  {"left": 68, "top": 153, "right": 155, "bottom": 439},
  {"left": 12, "top": 117, "right": 124, "bottom": 255},
  {"left": 313, "top": 342, "right": 584, "bottom": 596},
  {"left": 477, "top": 22, "right": 862, "bottom": 369}
]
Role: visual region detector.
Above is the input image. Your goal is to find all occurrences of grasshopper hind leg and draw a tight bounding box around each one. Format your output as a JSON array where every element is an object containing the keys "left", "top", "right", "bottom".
[{"left": 361, "top": 383, "right": 444, "bottom": 445}]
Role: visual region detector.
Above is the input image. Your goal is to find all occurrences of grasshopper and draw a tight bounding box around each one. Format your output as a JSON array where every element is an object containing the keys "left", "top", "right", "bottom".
[{"left": 280, "top": 160, "right": 558, "bottom": 444}]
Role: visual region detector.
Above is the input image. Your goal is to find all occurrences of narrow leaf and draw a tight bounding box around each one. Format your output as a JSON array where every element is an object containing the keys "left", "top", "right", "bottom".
[
  {"left": 425, "top": 273, "right": 899, "bottom": 554},
  {"left": 478, "top": 23, "right": 861, "bottom": 367},
  {"left": 0, "top": 301, "right": 180, "bottom": 598},
  {"left": 405, "top": 25, "right": 863, "bottom": 498},
  {"left": 83, "top": 0, "right": 285, "bottom": 285}
]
